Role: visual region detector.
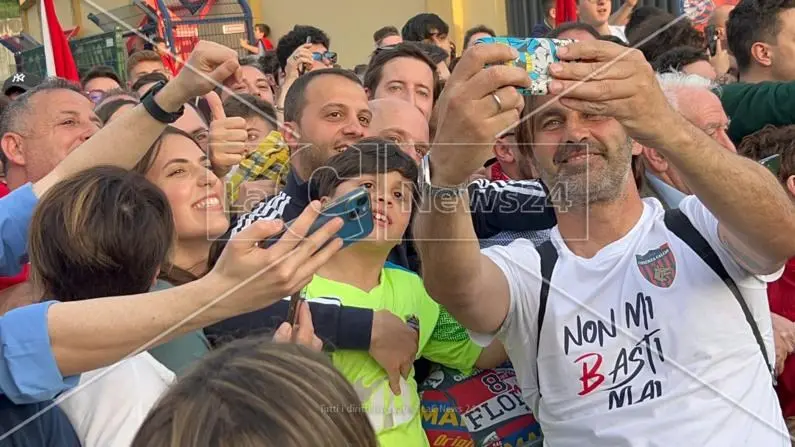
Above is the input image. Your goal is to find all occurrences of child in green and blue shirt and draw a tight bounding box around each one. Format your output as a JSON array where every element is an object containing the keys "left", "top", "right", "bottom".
[{"left": 304, "top": 138, "right": 503, "bottom": 446}]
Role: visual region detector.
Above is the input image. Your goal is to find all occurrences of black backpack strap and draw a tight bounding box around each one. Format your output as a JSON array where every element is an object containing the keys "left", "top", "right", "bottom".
[
  {"left": 664, "top": 209, "right": 775, "bottom": 382},
  {"left": 535, "top": 240, "right": 558, "bottom": 395}
]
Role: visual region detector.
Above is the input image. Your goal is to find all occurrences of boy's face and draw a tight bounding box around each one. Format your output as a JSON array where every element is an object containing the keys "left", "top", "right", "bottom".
[{"left": 325, "top": 171, "right": 414, "bottom": 246}]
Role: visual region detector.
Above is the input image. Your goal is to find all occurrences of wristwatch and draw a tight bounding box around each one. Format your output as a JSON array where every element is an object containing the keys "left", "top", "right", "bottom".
[
  {"left": 418, "top": 154, "right": 468, "bottom": 200},
  {"left": 141, "top": 80, "right": 184, "bottom": 124}
]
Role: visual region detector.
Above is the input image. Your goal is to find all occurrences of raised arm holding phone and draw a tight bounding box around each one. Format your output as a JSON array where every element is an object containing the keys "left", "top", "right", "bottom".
[
  {"left": 0, "top": 41, "right": 348, "bottom": 404},
  {"left": 416, "top": 39, "right": 795, "bottom": 445}
]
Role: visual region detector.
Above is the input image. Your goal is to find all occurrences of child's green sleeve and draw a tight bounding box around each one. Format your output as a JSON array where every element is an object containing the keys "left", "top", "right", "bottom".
[{"left": 421, "top": 307, "right": 483, "bottom": 374}]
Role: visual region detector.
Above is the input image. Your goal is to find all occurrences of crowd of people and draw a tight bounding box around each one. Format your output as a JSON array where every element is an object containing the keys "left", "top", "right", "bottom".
[{"left": 1, "top": 0, "right": 795, "bottom": 445}]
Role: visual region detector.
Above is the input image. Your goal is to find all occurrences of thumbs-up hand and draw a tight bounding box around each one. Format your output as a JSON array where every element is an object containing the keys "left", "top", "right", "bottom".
[{"left": 206, "top": 91, "right": 248, "bottom": 178}]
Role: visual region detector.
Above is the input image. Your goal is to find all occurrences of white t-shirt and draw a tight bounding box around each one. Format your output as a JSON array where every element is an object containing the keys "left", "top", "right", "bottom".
[
  {"left": 59, "top": 353, "right": 175, "bottom": 447},
  {"left": 473, "top": 197, "right": 787, "bottom": 447},
  {"left": 609, "top": 25, "right": 628, "bottom": 43}
]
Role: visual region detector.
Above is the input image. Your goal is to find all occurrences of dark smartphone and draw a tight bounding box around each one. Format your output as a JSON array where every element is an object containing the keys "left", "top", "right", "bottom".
[
  {"left": 257, "top": 186, "right": 374, "bottom": 250},
  {"left": 286, "top": 291, "right": 303, "bottom": 326},
  {"left": 705, "top": 25, "right": 718, "bottom": 57}
]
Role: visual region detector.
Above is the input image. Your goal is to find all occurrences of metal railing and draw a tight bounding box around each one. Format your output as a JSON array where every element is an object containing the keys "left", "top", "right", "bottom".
[{"left": 18, "top": 29, "right": 127, "bottom": 82}]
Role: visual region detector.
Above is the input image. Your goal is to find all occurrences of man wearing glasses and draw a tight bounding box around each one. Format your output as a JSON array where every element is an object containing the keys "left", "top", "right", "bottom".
[{"left": 273, "top": 26, "right": 337, "bottom": 119}]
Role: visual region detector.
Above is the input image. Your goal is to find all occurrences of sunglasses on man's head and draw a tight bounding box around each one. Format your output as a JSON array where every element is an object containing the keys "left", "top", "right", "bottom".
[
  {"left": 375, "top": 45, "right": 397, "bottom": 54},
  {"left": 761, "top": 154, "right": 782, "bottom": 176},
  {"left": 312, "top": 51, "right": 338, "bottom": 64}
]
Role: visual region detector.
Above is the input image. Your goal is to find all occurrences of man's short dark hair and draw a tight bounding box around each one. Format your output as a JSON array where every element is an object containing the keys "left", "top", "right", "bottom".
[
  {"left": 276, "top": 25, "right": 331, "bottom": 71},
  {"left": 374, "top": 26, "right": 400, "bottom": 44},
  {"left": 628, "top": 14, "right": 705, "bottom": 63},
  {"left": 255, "top": 23, "right": 270, "bottom": 36},
  {"left": 152, "top": 36, "right": 166, "bottom": 44},
  {"left": 96, "top": 98, "right": 138, "bottom": 123},
  {"left": 727, "top": 0, "right": 795, "bottom": 73},
  {"left": 81, "top": 65, "right": 122, "bottom": 88},
  {"left": 126, "top": 50, "right": 163, "bottom": 78},
  {"left": 364, "top": 42, "right": 440, "bottom": 102},
  {"left": 738, "top": 124, "right": 795, "bottom": 184},
  {"left": 310, "top": 137, "right": 418, "bottom": 202},
  {"left": 402, "top": 13, "right": 449, "bottom": 41},
  {"left": 222, "top": 93, "right": 277, "bottom": 129},
  {"left": 626, "top": 6, "right": 671, "bottom": 37},
  {"left": 28, "top": 166, "right": 174, "bottom": 301},
  {"left": 546, "top": 22, "right": 600, "bottom": 39},
  {"left": 464, "top": 25, "right": 496, "bottom": 48},
  {"left": 652, "top": 46, "right": 709, "bottom": 73},
  {"left": 258, "top": 50, "right": 280, "bottom": 84},
  {"left": 0, "top": 78, "right": 84, "bottom": 174},
  {"left": 283, "top": 68, "right": 362, "bottom": 123},
  {"left": 542, "top": 0, "right": 556, "bottom": 14},
  {"left": 131, "top": 72, "right": 169, "bottom": 92}
]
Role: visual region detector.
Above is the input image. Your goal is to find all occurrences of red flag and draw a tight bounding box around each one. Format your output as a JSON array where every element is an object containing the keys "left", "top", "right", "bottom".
[
  {"left": 42, "top": 0, "right": 79, "bottom": 81},
  {"left": 556, "top": 0, "right": 578, "bottom": 27}
]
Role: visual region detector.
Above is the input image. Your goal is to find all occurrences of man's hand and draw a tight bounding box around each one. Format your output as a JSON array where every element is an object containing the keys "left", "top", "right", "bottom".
[
  {"left": 273, "top": 301, "right": 323, "bottom": 351},
  {"left": 369, "top": 310, "right": 419, "bottom": 395},
  {"left": 285, "top": 43, "right": 316, "bottom": 81},
  {"left": 548, "top": 40, "right": 681, "bottom": 148},
  {"left": 206, "top": 91, "right": 248, "bottom": 178},
  {"left": 430, "top": 43, "right": 529, "bottom": 186},
  {"left": 772, "top": 313, "right": 795, "bottom": 376},
  {"left": 157, "top": 40, "right": 242, "bottom": 112},
  {"left": 206, "top": 201, "right": 343, "bottom": 313},
  {"left": 709, "top": 39, "right": 731, "bottom": 77}
]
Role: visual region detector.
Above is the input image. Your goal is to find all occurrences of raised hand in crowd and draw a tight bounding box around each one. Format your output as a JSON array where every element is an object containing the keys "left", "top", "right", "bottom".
[
  {"left": 205, "top": 90, "right": 248, "bottom": 178},
  {"left": 709, "top": 38, "right": 731, "bottom": 79},
  {"left": 772, "top": 313, "right": 795, "bottom": 376},
  {"left": 549, "top": 39, "right": 795, "bottom": 274},
  {"left": 429, "top": 43, "right": 530, "bottom": 187},
  {"left": 273, "top": 300, "right": 323, "bottom": 351},
  {"left": 369, "top": 309, "right": 419, "bottom": 395},
  {"left": 275, "top": 42, "right": 316, "bottom": 119},
  {"left": 285, "top": 42, "right": 317, "bottom": 80},
  {"left": 32, "top": 40, "right": 241, "bottom": 198}
]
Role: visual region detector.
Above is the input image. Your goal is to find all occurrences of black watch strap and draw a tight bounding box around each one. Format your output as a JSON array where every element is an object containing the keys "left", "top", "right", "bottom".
[{"left": 141, "top": 81, "right": 184, "bottom": 124}]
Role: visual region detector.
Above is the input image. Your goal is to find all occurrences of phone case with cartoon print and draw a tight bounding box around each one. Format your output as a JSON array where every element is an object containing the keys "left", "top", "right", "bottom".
[{"left": 475, "top": 36, "right": 574, "bottom": 95}]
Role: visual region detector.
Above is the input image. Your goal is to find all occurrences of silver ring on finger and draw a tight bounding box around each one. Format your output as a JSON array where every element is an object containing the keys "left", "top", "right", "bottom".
[{"left": 491, "top": 92, "right": 503, "bottom": 113}]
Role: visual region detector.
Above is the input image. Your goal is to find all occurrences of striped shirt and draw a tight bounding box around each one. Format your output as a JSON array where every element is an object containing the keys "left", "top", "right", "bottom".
[{"left": 232, "top": 177, "right": 555, "bottom": 239}]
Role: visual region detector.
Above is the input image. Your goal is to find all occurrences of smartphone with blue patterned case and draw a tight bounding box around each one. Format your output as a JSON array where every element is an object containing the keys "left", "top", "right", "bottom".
[{"left": 474, "top": 36, "right": 574, "bottom": 95}]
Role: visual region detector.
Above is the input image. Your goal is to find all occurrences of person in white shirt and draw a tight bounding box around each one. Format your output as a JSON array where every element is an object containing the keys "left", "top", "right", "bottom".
[
  {"left": 577, "top": 0, "right": 629, "bottom": 43},
  {"left": 27, "top": 166, "right": 181, "bottom": 446},
  {"left": 414, "top": 39, "right": 795, "bottom": 446}
]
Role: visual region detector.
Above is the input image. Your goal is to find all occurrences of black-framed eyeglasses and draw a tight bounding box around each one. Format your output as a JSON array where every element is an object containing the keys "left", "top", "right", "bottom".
[{"left": 312, "top": 51, "right": 338, "bottom": 64}]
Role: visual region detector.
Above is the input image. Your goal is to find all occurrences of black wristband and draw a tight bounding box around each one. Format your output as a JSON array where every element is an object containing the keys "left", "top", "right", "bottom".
[{"left": 141, "top": 81, "right": 184, "bottom": 124}]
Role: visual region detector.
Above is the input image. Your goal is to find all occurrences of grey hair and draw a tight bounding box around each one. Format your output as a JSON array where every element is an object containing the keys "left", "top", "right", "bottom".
[
  {"left": 656, "top": 70, "right": 721, "bottom": 111},
  {"left": 0, "top": 78, "right": 85, "bottom": 174}
]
